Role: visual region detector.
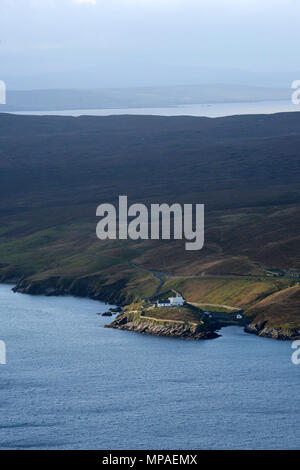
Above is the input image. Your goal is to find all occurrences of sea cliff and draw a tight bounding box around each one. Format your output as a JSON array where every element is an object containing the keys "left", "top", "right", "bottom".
[
  {"left": 245, "top": 322, "right": 300, "bottom": 341},
  {"left": 9, "top": 275, "right": 134, "bottom": 306}
]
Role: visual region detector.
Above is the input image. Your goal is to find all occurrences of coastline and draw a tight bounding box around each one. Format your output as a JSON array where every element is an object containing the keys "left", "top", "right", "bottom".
[
  {"left": 3, "top": 275, "right": 299, "bottom": 342},
  {"left": 6, "top": 99, "right": 297, "bottom": 118},
  {"left": 105, "top": 309, "right": 220, "bottom": 340},
  {"left": 8, "top": 275, "right": 130, "bottom": 306}
]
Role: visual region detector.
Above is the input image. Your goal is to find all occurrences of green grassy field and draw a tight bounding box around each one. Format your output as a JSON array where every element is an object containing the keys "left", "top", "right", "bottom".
[{"left": 141, "top": 304, "right": 204, "bottom": 324}]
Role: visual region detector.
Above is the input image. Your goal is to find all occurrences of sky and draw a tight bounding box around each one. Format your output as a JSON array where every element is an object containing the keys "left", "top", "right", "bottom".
[{"left": 1, "top": 0, "right": 300, "bottom": 89}]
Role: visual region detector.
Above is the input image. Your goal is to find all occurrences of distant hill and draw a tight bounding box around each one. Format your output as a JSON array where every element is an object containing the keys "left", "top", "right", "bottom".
[{"left": 0, "top": 112, "right": 300, "bottom": 212}]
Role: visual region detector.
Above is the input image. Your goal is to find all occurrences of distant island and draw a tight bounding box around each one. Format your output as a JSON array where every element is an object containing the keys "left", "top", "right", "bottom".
[
  {"left": 0, "top": 112, "right": 299, "bottom": 341},
  {"left": 1, "top": 84, "right": 290, "bottom": 112}
]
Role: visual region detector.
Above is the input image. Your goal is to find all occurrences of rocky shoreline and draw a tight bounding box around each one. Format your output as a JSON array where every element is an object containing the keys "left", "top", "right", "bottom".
[
  {"left": 245, "top": 322, "right": 300, "bottom": 341},
  {"left": 105, "top": 311, "right": 220, "bottom": 340}
]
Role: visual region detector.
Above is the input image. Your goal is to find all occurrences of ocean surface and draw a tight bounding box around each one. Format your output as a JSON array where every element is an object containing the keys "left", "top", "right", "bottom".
[
  {"left": 0, "top": 284, "right": 299, "bottom": 450},
  {"left": 14, "top": 99, "right": 300, "bottom": 118}
]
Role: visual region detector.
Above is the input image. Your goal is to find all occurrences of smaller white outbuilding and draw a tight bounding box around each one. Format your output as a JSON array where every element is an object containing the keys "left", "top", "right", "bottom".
[
  {"left": 236, "top": 313, "right": 243, "bottom": 320},
  {"left": 157, "top": 300, "right": 171, "bottom": 307}
]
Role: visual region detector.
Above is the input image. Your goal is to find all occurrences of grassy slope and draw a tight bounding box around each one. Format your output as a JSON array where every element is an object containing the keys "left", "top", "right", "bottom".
[
  {"left": 247, "top": 285, "right": 300, "bottom": 328},
  {"left": 162, "top": 277, "right": 292, "bottom": 312}
]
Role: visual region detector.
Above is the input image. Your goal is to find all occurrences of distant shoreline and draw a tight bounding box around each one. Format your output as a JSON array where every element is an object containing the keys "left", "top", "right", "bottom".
[{"left": 5, "top": 99, "right": 299, "bottom": 118}]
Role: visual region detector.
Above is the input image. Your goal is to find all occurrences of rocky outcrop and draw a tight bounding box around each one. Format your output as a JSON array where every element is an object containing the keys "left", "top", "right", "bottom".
[
  {"left": 245, "top": 321, "right": 300, "bottom": 341},
  {"left": 105, "top": 312, "right": 220, "bottom": 340},
  {"left": 109, "top": 307, "right": 122, "bottom": 313}
]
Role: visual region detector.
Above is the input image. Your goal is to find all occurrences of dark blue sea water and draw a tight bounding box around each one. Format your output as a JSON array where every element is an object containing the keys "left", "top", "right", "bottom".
[{"left": 0, "top": 284, "right": 299, "bottom": 450}]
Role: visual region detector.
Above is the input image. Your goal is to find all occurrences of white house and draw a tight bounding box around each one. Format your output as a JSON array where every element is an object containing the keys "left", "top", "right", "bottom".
[
  {"left": 236, "top": 313, "right": 243, "bottom": 320},
  {"left": 157, "top": 296, "right": 184, "bottom": 307},
  {"left": 169, "top": 296, "right": 184, "bottom": 306}
]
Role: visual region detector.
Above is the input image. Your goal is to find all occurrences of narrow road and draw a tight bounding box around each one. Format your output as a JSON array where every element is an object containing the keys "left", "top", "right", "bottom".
[
  {"left": 130, "top": 262, "right": 241, "bottom": 310},
  {"left": 130, "top": 262, "right": 165, "bottom": 298},
  {"left": 141, "top": 314, "right": 198, "bottom": 326},
  {"left": 190, "top": 302, "right": 241, "bottom": 311}
]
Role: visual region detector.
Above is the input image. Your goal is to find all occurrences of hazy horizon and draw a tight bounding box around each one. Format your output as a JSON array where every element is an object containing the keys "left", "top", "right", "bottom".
[{"left": 1, "top": 0, "right": 300, "bottom": 90}]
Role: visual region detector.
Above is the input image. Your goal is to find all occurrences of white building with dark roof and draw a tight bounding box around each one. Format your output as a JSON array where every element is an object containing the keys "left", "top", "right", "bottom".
[
  {"left": 169, "top": 296, "right": 184, "bottom": 306},
  {"left": 156, "top": 296, "right": 184, "bottom": 307}
]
